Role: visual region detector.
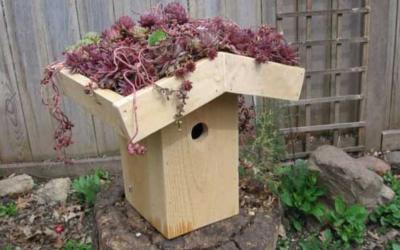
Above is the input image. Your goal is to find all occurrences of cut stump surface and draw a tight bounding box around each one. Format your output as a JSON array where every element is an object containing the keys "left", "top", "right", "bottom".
[{"left": 94, "top": 177, "right": 281, "bottom": 250}]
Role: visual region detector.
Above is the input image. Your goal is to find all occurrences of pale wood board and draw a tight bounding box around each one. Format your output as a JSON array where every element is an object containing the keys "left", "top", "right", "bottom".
[
  {"left": 0, "top": 1, "right": 32, "bottom": 163},
  {"left": 381, "top": 130, "right": 400, "bottom": 151},
  {"left": 121, "top": 94, "right": 239, "bottom": 239},
  {"left": 57, "top": 70, "right": 124, "bottom": 135},
  {"left": 113, "top": 55, "right": 226, "bottom": 142},
  {"left": 59, "top": 52, "right": 305, "bottom": 143},
  {"left": 223, "top": 53, "right": 305, "bottom": 101},
  {"left": 76, "top": 0, "right": 120, "bottom": 155}
]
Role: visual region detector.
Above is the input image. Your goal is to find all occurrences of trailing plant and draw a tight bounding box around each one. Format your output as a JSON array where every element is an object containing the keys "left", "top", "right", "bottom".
[
  {"left": 270, "top": 160, "right": 326, "bottom": 230},
  {"left": 40, "top": 2, "right": 297, "bottom": 160},
  {"left": 327, "top": 197, "right": 367, "bottom": 246},
  {"left": 64, "top": 240, "right": 92, "bottom": 250},
  {"left": 0, "top": 202, "right": 17, "bottom": 217},
  {"left": 72, "top": 169, "right": 108, "bottom": 206},
  {"left": 239, "top": 104, "right": 285, "bottom": 175},
  {"left": 370, "top": 171, "right": 400, "bottom": 228}
]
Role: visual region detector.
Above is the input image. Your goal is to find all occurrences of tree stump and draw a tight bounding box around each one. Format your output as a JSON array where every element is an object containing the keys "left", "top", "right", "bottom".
[{"left": 94, "top": 177, "right": 282, "bottom": 250}]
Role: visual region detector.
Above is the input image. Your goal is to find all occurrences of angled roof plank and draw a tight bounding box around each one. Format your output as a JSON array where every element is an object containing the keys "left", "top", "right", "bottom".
[{"left": 58, "top": 52, "right": 305, "bottom": 142}]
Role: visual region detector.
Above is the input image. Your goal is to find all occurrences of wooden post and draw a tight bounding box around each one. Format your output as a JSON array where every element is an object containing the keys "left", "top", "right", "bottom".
[{"left": 119, "top": 94, "right": 239, "bottom": 239}]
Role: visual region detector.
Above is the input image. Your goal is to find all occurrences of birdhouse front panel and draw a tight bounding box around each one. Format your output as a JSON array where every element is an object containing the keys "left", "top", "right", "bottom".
[{"left": 120, "top": 94, "right": 239, "bottom": 239}]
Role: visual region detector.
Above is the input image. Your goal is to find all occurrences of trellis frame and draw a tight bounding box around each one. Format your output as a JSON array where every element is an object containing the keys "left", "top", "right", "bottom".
[{"left": 275, "top": 0, "right": 370, "bottom": 158}]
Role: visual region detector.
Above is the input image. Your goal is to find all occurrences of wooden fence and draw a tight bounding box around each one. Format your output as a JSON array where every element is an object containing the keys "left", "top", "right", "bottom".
[{"left": 0, "top": 0, "right": 399, "bottom": 164}]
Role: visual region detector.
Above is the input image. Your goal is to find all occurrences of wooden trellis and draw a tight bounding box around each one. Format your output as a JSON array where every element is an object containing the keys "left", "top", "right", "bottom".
[{"left": 275, "top": 0, "right": 370, "bottom": 158}]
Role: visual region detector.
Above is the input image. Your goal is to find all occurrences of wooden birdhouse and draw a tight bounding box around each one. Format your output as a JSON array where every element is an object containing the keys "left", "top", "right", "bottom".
[{"left": 58, "top": 52, "right": 305, "bottom": 239}]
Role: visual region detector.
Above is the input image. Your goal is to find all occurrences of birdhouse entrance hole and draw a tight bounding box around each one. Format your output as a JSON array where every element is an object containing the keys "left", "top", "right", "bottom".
[{"left": 191, "top": 122, "right": 208, "bottom": 140}]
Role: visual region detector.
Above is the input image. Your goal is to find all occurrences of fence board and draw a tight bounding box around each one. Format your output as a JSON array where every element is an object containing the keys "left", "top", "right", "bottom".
[
  {"left": 2, "top": 0, "right": 61, "bottom": 160},
  {"left": 389, "top": 2, "right": 400, "bottom": 129},
  {"left": 76, "top": 0, "right": 119, "bottom": 155},
  {"left": 113, "top": 0, "right": 150, "bottom": 20},
  {"left": 365, "top": 0, "right": 396, "bottom": 150},
  {"left": 40, "top": 0, "right": 98, "bottom": 158},
  {"left": 188, "top": 0, "right": 224, "bottom": 18},
  {"left": 0, "top": 1, "right": 32, "bottom": 163}
]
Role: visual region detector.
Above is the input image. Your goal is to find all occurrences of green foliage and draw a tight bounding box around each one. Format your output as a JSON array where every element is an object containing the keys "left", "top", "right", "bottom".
[
  {"left": 276, "top": 237, "right": 290, "bottom": 250},
  {"left": 0, "top": 202, "right": 17, "bottom": 217},
  {"left": 148, "top": 30, "right": 167, "bottom": 46},
  {"left": 66, "top": 32, "right": 101, "bottom": 51},
  {"left": 240, "top": 105, "right": 285, "bottom": 178},
  {"left": 298, "top": 230, "right": 344, "bottom": 250},
  {"left": 327, "top": 197, "right": 367, "bottom": 245},
  {"left": 64, "top": 240, "right": 92, "bottom": 250},
  {"left": 384, "top": 171, "right": 400, "bottom": 195},
  {"left": 272, "top": 160, "right": 326, "bottom": 230},
  {"left": 388, "top": 241, "right": 400, "bottom": 250},
  {"left": 72, "top": 169, "right": 108, "bottom": 206},
  {"left": 370, "top": 171, "right": 400, "bottom": 228},
  {"left": 3, "top": 244, "right": 20, "bottom": 250}
]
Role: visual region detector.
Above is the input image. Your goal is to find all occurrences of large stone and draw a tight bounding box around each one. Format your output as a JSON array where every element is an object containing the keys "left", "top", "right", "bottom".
[
  {"left": 0, "top": 174, "right": 34, "bottom": 197},
  {"left": 35, "top": 178, "right": 71, "bottom": 204},
  {"left": 309, "top": 145, "right": 394, "bottom": 210},
  {"left": 356, "top": 155, "right": 391, "bottom": 175}
]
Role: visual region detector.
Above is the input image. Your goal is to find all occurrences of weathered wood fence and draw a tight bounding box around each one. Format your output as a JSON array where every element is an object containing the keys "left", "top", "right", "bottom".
[{"left": 0, "top": 0, "right": 399, "bottom": 164}]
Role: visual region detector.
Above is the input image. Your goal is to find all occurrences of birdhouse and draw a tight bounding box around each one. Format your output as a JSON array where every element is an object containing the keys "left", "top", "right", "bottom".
[{"left": 58, "top": 52, "right": 305, "bottom": 239}]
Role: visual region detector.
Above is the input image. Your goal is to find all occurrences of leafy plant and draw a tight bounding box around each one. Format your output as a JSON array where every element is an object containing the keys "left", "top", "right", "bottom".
[
  {"left": 276, "top": 236, "right": 290, "bottom": 250},
  {"left": 271, "top": 160, "right": 326, "bottom": 230},
  {"left": 327, "top": 197, "right": 367, "bottom": 245},
  {"left": 64, "top": 240, "right": 92, "bottom": 250},
  {"left": 148, "top": 29, "right": 167, "bottom": 46},
  {"left": 72, "top": 169, "right": 108, "bottom": 206},
  {"left": 388, "top": 241, "right": 400, "bottom": 250},
  {"left": 0, "top": 202, "right": 17, "bottom": 217},
  {"left": 299, "top": 230, "right": 343, "bottom": 250},
  {"left": 66, "top": 32, "right": 101, "bottom": 51},
  {"left": 370, "top": 171, "right": 400, "bottom": 228},
  {"left": 384, "top": 171, "right": 400, "bottom": 194}
]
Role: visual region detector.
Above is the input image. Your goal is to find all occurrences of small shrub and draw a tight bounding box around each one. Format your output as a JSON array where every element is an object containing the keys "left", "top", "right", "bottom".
[
  {"left": 271, "top": 160, "right": 326, "bottom": 230},
  {"left": 327, "top": 197, "right": 367, "bottom": 245},
  {"left": 0, "top": 202, "right": 17, "bottom": 217},
  {"left": 72, "top": 169, "right": 108, "bottom": 206},
  {"left": 64, "top": 240, "right": 92, "bottom": 250},
  {"left": 370, "top": 171, "right": 400, "bottom": 228},
  {"left": 240, "top": 105, "right": 285, "bottom": 178}
]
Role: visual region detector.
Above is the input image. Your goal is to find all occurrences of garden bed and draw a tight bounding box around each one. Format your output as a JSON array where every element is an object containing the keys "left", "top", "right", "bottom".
[
  {"left": 0, "top": 172, "right": 282, "bottom": 250},
  {"left": 0, "top": 176, "right": 94, "bottom": 249}
]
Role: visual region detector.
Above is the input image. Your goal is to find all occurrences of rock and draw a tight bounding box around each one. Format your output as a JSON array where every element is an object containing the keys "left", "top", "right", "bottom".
[
  {"left": 0, "top": 174, "right": 34, "bottom": 197},
  {"left": 309, "top": 145, "right": 394, "bottom": 210},
  {"left": 385, "top": 151, "right": 400, "bottom": 169},
  {"left": 356, "top": 155, "right": 391, "bottom": 175},
  {"left": 35, "top": 178, "right": 71, "bottom": 204}
]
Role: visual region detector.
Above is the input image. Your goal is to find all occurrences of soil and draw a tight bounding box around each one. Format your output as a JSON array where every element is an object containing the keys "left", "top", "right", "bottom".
[
  {"left": 0, "top": 175, "right": 281, "bottom": 250},
  {"left": 0, "top": 177, "right": 94, "bottom": 250}
]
